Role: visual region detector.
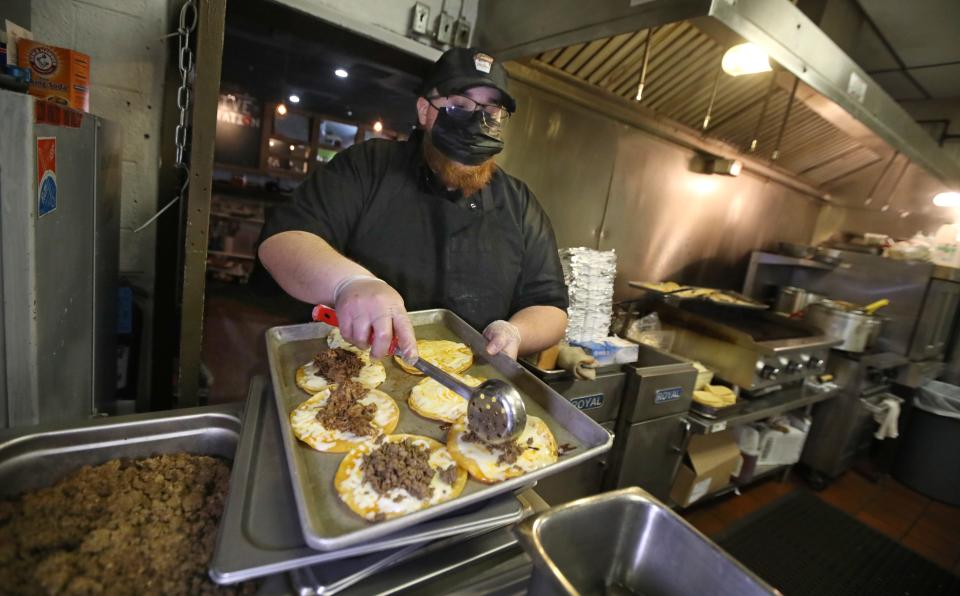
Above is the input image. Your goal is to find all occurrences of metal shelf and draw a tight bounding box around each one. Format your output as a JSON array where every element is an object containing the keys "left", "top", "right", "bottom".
[
  {"left": 752, "top": 251, "right": 836, "bottom": 270},
  {"left": 686, "top": 385, "right": 841, "bottom": 434}
]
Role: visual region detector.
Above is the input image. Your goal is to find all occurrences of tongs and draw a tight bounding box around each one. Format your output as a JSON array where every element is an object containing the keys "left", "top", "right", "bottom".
[{"left": 312, "top": 305, "right": 527, "bottom": 444}]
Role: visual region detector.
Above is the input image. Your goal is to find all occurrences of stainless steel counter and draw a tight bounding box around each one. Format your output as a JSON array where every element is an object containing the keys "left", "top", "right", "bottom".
[
  {"left": 1, "top": 392, "right": 776, "bottom": 595},
  {"left": 686, "top": 385, "right": 841, "bottom": 434}
]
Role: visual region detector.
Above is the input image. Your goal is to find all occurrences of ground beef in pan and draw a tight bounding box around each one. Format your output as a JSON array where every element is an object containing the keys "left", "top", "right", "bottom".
[
  {"left": 0, "top": 453, "right": 254, "bottom": 595},
  {"left": 313, "top": 348, "right": 363, "bottom": 383},
  {"left": 361, "top": 439, "right": 435, "bottom": 500},
  {"left": 316, "top": 380, "right": 377, "bottom": 436}
]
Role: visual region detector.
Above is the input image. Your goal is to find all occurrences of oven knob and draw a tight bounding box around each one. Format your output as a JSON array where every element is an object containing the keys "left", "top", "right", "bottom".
[
  {"left": 786, "top": 361, "right": 805, "bottom": 374},
  {"left": 759, "top": 365, "right": 781, "bottom": 380},
  {"left": 808, "top": 357, "right": 825, "bottom": 371}
]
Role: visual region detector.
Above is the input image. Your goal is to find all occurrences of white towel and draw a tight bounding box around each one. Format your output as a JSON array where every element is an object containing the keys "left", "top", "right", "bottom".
[{"left": 873, "top": 397, "right": 901, "bottom": 440}]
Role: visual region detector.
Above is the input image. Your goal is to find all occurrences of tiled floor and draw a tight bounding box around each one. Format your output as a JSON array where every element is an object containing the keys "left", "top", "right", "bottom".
[{"left": 683, "top": 470, "right": 960, "bottom": 576}]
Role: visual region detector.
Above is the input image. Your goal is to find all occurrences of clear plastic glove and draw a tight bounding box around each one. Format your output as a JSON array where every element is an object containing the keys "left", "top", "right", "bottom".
[
  {"left": 334, "top": 276, "right": 418, "bottom": 362},
  {"left": 483, "top": 320, "right": 521, "bottom": 360}
]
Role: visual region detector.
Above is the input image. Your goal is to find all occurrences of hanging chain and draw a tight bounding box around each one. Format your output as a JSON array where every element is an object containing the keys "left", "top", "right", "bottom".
[
  {"left": 174, "top": 0, "right": 197, "bottom": 167},
  {"left": 135, "top": 0, "right": 197, "bottom": 233}
]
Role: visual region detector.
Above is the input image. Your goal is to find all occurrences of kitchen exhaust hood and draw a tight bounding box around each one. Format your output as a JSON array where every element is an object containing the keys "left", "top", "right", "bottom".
[{"left": 476, "top": 0, "right": 960, "bottom": 208}]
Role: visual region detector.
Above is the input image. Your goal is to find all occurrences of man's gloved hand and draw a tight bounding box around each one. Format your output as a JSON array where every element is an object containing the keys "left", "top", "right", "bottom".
[
  {"left": 483, "top": 320, "right": 521, "bottom": 360},
  {"left": 333, "top": 275, "right": 418, "bottom": 362}
]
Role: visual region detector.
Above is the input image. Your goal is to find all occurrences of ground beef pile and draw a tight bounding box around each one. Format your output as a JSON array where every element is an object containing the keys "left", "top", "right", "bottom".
[
  {"left": 361, "top": 439, "right": 436, "bottom": 500},
  {"left": 313, "top": 348, "right": 363, "bottom": 383},
  {"left": 0, "top": 453, "right": 253, "bottom": 595},
  {"left": 463, "top": 431, "right": 525, "bottom": 465},
  {"left": 316, "top": 380, "right": 376, "bottom": 436}
]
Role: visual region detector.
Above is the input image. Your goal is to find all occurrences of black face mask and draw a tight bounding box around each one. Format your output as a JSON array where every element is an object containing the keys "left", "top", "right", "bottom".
[{"left": 429, "top": 109, "right": 504, "bottom": 166}]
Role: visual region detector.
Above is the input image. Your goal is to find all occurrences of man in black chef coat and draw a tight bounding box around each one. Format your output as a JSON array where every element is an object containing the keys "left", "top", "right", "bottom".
[{"left": 258, "top": 48, "right": 568, "bottom": 362}]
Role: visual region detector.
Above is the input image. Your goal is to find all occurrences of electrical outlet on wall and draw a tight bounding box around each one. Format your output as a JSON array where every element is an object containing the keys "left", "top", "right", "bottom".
[
  {"left": 453, "top": 16, "right": 471, "bottom": 47},
  {"left": 411, "top": 3, "right": 431, "bottom": 35},
  {"left": 436, "top": 11, "right": 455, "bottom": 45}
]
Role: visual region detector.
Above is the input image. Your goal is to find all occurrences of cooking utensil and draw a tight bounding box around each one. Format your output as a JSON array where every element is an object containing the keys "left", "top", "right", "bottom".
[
  {"left": 862, "top": 298, "right": 889, "bottom": 315},
  {"left": 312, "top": 305, "right": 527, "bottom": 444},
  {"left": 774, "top": 286, "right": 825, "bottom": 315},
  {"left": 806, "top": 300, "right": 884, "bottom": 352},
  {"left": 266, "top": 310, "right": 612, "bottom": 551}
]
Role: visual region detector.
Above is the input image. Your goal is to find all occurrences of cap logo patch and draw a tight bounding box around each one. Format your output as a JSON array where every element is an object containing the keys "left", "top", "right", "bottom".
[{"left": 473, "top": 52, "right": 493, "bottom": 74}]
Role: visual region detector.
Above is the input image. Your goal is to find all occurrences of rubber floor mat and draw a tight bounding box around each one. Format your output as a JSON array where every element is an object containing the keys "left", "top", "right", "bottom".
[{"left": 716, "top": 490, "right": 960, "bottom": 595}]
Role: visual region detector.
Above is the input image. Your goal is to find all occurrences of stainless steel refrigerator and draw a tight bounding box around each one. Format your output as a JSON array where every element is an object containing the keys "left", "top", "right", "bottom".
[{"left": 0, "top": 88, "right": 120, "bottom": 428}]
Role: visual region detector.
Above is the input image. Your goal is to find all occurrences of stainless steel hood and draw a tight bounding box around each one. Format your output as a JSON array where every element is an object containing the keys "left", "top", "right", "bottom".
[{"left": 477, "top": 0, "right": 960, "bottom": 200}]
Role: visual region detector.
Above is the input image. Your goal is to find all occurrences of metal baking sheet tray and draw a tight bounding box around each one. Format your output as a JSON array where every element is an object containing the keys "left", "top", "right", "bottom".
[
  {"left": 209, "top": 377, "right": 525, "bottom": 584},
  {"left": 0, "top": 404, "right": 242, "bottom": 499},
  {"left": 289, "top": 522, "right": 523, "bottom": 595},
  {"left": 266, "top": 308, "right": 614, "bottom": 551}
]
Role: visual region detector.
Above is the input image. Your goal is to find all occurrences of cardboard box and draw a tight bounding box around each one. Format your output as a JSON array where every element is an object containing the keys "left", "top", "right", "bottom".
[
  {"left": 18, "top": 39, "right": 90, "bottom": 111},
  {"left": 670, "top": 430, "right": 742, "bottom": 507}
]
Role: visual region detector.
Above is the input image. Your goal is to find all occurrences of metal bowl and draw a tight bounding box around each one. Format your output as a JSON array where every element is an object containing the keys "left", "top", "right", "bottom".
[
  {"left": 779, "top": 242, "right": 815, "bottom": 259},
  {"left": 813, "top": 247, "right": 843, "bottom": 266}
]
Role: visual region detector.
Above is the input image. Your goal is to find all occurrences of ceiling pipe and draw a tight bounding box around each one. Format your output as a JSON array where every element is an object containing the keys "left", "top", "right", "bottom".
[{"left": 771, "top": 76, "right": 799, "bottom": 161}]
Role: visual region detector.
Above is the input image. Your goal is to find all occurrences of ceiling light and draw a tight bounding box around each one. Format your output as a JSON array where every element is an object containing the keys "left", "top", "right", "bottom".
[
  {"left": 276, "top": 103, "right": 288, "bottom": 116},
  {"left": 335, "top": 68, "right": 349, "bottom": 78},
  {"left": 373, "top": 120, "right": 383, "bottom": 133},
  {"left": 721, "top": 43, "right": 773, "bottom": 77},
  {"left": 289, "top": 144, "right": 295, "bottom": 151},
  {"left": 708, "top": 158, "right": 742, "bottom": 176},
  {"left": 288, "top": 94, "right": 300, "bottom": 104},
  {"left": 933, "top": 191, "right": 960, "bottom": 207}
]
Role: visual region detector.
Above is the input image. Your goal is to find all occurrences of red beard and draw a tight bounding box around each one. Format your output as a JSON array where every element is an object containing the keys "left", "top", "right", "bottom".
[{"left": 422, "top": 133, "right": 497, "bottom": 197}]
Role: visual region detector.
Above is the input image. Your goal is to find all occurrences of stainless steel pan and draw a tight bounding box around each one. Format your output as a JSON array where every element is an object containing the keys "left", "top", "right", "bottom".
[{"left": 265, "top": 309, "right": 613, "bottom": 551}]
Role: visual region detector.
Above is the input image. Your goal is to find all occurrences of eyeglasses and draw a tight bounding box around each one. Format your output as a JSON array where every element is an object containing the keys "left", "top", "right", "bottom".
[{"left": 426, "top": 94, "right": 512, "bottom": 126}]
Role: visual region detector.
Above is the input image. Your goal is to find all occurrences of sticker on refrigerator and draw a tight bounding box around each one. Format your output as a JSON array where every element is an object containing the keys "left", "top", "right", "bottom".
[{"left": 36, "top": 137, "right": 57, "bottom": 217}]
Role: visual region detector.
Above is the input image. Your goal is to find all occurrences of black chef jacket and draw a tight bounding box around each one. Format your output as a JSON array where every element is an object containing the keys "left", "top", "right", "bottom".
[{"left": 257, "top": 131, "right": 568, "bottom": 331}]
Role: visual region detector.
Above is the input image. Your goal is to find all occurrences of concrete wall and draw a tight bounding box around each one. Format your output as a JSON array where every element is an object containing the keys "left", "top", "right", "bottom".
[
  {"left": 276, "top": 0, "right": 478, "bottom": 60},
  {"left": 31, "top": 0, "right": 174, "bottom": 282},
  {"left": 31, "top": 0, "right": 177, "bottom": 407}
]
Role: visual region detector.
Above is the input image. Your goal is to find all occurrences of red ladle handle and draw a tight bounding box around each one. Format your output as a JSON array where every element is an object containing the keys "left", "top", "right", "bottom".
[{"left": 312, "top": 305, "right": 399, "bottom": 355}]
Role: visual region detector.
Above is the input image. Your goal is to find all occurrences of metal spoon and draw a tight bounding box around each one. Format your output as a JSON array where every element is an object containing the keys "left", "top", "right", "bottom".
[
  {"left": 312, "top": 305, "right": 527, "bottom": 444},
  {"left": 411, "top": 357, "right": 527, "bottom": 444}
]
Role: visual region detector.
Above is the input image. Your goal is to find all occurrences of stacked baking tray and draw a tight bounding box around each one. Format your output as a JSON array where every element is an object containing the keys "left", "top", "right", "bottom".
[
  {"left": 209, "top": 378, "right": 527, "bottom": 588},
  {"left": 211, "top": 310, "right": 612, "bottom": 589}
]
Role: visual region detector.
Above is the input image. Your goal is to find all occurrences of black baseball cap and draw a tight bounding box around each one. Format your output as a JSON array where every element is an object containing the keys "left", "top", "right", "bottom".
[{"left": 421, "top": 47, "right": 516, "bottom": 113}]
